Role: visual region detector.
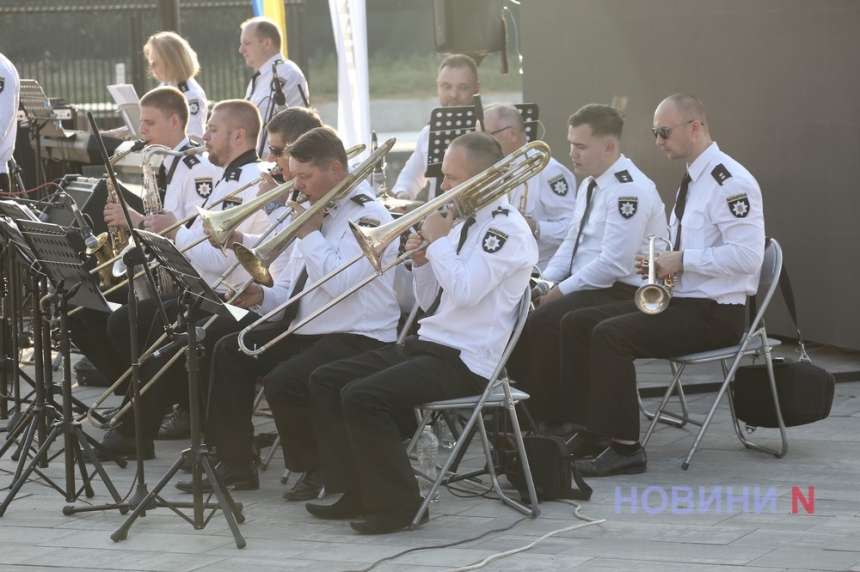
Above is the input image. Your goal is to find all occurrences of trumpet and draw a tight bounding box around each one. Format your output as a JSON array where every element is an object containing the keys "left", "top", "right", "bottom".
[
  {"left": 634, "top": 235, "right": 675, "bottom": 314},
  {"left": 233, "top": 138, "right": 396, "bottom": 287},
  {"left": 236, "top": 140, "right": 551, "bottom": 357}
]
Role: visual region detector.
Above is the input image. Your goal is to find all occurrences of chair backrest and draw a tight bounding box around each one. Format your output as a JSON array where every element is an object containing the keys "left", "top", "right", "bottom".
[
  {"left": 487, "top": 286, "right": 532, "bottom": 385},
  {"left": 749, "top": 238, "right": 783, "bottom": 332}
]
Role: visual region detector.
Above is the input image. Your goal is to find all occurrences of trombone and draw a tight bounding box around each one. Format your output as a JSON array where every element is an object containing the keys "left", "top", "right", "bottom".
[
  {"left": 84, "top": 144, "right": 373, "bottom": 428},
  {"left": 236, "top": 140, "right": 551, "bottom": 357},
  {"left": 634, "top": 234, "right": 675, "bottom": 314}
]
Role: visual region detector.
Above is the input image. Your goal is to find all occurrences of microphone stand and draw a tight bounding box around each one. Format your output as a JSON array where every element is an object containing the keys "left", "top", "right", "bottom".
[{"left": 257, "top": 61, "right": 288, "bottom": 157}]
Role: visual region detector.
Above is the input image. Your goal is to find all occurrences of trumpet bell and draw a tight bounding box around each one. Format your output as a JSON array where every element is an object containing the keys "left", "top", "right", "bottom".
[
  {"left": 234, "top": 242, "right": 275, "bottom": 287},
  {"left": 634, "top": 283, "right": 671, "bottom": 314}
]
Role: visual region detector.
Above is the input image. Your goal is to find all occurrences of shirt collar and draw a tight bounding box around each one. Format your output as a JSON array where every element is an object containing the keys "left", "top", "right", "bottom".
[
  {"left": 592, "top": 154, "right": 629, "bottom": 190},
  {"left": 687, "top": 142, "right": 720, "bottom": 182}
]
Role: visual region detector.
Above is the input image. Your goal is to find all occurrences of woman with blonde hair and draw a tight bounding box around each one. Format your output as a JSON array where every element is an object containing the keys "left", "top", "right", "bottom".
[{"left": 144, "top": 31, "right": 208, "bottom": 138}]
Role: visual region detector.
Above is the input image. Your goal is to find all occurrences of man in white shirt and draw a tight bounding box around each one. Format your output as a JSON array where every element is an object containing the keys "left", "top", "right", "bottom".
[
  {"left": 391, "top": 54, "right": 480, "bottom": 202},
  {"left": 483, "top": 102, "right": 576, "bottom": 270},
  {"left": 565, "top": 94, "right": 765, "bottom": 477},
  {"left": 0, "top": 52, "right": 20, "bottom": 194},
  {"left": 240, "top": 16, "right": 309, "bottom": 156},
  {"left": 305, "top": 132, "right": 537, "bottom": 535},
  {"left": 506, "top": 104, "right": 666, "bottom": 439}
]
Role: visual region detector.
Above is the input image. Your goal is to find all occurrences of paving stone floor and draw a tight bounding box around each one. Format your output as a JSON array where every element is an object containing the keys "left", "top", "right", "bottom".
[{"left": 1, "top": 342, "right": 858, "bottom": 571}]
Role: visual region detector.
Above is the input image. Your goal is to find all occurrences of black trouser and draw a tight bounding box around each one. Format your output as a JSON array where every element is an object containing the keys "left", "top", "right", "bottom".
[
  {"left": 560, "top": 298, "right": 745, "bottom": 442},
  {"left": 505, "top": 283, "right": 636, "bottom": 424},
  {"left": 0, "top": 173, "right": 10, "bottom": 194},
  {"left": 309, "top": 338, "right": 487, "bottom": 512},
  {"left": 206, "top": 328, "right": 383, "bottom": 468},
  {"left": 105, "top": 297, "right": 255, "bottom": 440},
  {"left": 69, "top": 285, "right": 131, "bottom": 394}
]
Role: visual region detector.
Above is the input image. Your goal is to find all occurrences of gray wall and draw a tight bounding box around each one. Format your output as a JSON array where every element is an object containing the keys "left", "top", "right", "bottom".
[{"left": 521, "top": 0, "right": 860, "bottom": 350}]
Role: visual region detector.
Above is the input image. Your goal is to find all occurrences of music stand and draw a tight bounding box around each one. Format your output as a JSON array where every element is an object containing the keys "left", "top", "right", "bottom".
[
  {"left": 18, "top": 80, "right": 76, "bottom": 189},
  {"left": 111, "top": 230, "right": 247, "bottom": 549},
  {"left": 0, "top": 220, "right": 125, "bottom": 517}
]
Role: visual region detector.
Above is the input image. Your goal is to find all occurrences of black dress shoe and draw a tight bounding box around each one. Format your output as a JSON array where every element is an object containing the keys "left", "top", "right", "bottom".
[
  {"left": 575, "top": 446, "right": 647, "bottom": 477},
  {"left": 350, "top": 506, "right": 428, "bottom": 535},
  {"left": 283, "top": 468, "right": 323, "bottom": 501},
  {"left": 537, "top": 421, "right": 580, "bottom": 439},
  {"left": 565, "top": 431, "right": 613, "bottom": 458},
  {"left": 306, "top": 492, "right": 367, "bottom": 520},
  {"left": 157, "top": 405, "right": 191, "bottom": 440},
  {"left": 93, "top": 429, "right": 154, "bottom": 461},
  {"left": 175, "top": 461, "right": 258, "bottom": 493}
]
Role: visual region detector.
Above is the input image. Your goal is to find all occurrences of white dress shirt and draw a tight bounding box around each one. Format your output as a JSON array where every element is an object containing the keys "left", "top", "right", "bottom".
[
  {"left": 391, "top": 125, "right": 440, "bottom": 201},
  {"left": 161, "top": 138, "right": 216, "bottom": 221},
  {"left": 162, "top": 79, "right": 208, "bottom": 138},
  {"left": 0, "top": 53, "right": 20, "bottom": 176},
  {"left": 245, "top": 54, "right": 309, "bottom": 153}
]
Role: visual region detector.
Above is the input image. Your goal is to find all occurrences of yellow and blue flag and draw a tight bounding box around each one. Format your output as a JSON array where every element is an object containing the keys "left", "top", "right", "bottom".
[{"left": 251, "top": 0, "right": 288, "bottom": 57}]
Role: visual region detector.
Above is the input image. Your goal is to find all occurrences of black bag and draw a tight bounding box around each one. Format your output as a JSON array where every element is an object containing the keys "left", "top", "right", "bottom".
[
  {"left": 733, "top": 359, "right": 835, "bottom": 427},
  {"left": 731, "top": 261, "right": 835, "bottom": 428},
  {"left": 504, "top": 435, "right": 592, "bottom": 504}
]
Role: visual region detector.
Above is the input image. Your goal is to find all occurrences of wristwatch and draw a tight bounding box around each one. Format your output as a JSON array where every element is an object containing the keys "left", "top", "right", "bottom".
[{"left": 264, "top": 200, "right": 281, "bottom": 215}]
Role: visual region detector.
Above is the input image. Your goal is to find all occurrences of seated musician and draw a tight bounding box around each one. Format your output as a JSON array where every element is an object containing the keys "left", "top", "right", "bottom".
[
  {"left": 504, "top": 104, "right": 666, "bottom": 440},
  {"left": 173, "top": 126, "right": 401, "bottom": 492},
  {"left": 482, "top": 102, "right": 576, "bottom": 271},
  {"left": 93, "top": 100, "right": 269, "bottom": 460},
  {"left": 304, "top": 132, "right": 537, "bottom": 534},
  {"left": 70, "top": 86, "right": 216, "bottom": 412},
  {"left": 563, "top": 94, "right": 765, "bottom": 477}
]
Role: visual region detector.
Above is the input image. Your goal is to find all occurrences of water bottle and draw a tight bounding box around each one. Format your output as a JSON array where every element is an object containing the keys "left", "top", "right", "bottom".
[
  {"left": 434, "top": 416, "right": 456, "bottom": 450},
  {"left": 416, "top": 426, "right": 440, "bottom": 502}
]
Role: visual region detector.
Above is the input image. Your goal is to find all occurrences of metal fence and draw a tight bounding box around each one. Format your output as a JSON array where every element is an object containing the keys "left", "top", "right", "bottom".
[{"left": 0, "top": 0, "right": 304, "bottom": 128}]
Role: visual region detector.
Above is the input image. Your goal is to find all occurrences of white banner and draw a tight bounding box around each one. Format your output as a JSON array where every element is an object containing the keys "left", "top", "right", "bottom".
[{"left": 328, "top": 0, "right": 370, "bottom": 162}]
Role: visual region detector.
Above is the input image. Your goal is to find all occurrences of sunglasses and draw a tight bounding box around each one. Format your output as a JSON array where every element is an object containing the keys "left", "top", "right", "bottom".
[
  {"left": 268, "top": 144, "right": 288, "bottom": 158},
  {"left": 651, "top": 120, "right": 698, "bottom": 140}
]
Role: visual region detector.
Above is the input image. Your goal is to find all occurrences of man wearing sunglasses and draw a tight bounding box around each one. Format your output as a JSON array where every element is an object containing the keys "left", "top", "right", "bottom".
[
  {"left": 563, "top": 93, "right": 765, "bottom": 477},
  {"left": 505, "top": 103, "right": 667, "bottom": 440}
]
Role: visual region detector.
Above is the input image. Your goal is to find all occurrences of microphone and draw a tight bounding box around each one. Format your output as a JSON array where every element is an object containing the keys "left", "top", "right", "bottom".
[
  {"left": 473, "top": 93, "right": 484, "bottom": 131},
  {"left": 297, "top": 84, "right": 309, "bottom": 108},
  {"left": 530, "top": 278, "right": 552, "bottom": 300},
  {"left": 60, "top": 192, "right": 100, "bottom": 250},
  {"left": 150, "top": 327, "right": 206, "bottom": 360},
  {"left": 272, "top": 62, "right": 286, "bottom": 107}
]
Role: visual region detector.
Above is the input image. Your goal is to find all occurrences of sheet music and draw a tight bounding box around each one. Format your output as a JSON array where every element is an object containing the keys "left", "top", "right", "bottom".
[{"left": 107, "top": 84, "right": 140, "bottom": 137}]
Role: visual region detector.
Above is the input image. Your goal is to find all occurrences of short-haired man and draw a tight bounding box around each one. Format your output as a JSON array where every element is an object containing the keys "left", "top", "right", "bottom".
[
  {"left": 0, "top": 52, "right": 20, "bottom": 194},
  {"left": 506, "top": 104, "right": 666, "bottom": 438},
  {"left": 391, "top": 54, "right": 480, "bottom": 202},
  {"left": 174, "top": 127, "right": 400, "bottom": 493},
  {"left": 240, "top": 16, "right": 309, "bottom": 155},
  {"left": 305, "top": 132, "right": 537, "bottom": 534},
  {"left": 564, "top": 94, "right": 765, "bottom": 476},
  {"left": 483, "top": 102, "right": 576, "bottom": 270}
]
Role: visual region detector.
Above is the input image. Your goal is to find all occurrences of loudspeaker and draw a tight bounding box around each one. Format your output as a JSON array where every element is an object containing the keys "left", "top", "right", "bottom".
[
  {"left": 41, "top": 175, "right": 144, "bottom": 236},
  {"left": 433, "top": 0, "right": 505, "bottom": 62}
]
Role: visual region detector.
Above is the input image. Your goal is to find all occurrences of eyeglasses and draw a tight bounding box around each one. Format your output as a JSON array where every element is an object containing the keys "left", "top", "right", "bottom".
[
  {"left": 268, "top": 144, "right": 288, "bottom": 158},
  {"left": 489, "top": 125, "right": 515, "bottom": 136},
  {"left": 651, "top": 120, "right": 698, "bottom": 140}
]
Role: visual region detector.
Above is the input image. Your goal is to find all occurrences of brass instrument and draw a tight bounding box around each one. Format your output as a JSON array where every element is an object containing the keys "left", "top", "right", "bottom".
[
  {"left": 234, "top": 138, "right": 396, "bottom": 288},
  {"left": 85, "top": 144, "right": 367, "bottom": 427},
  {"left": 518, "top": 181, "right": 529, "bottom": 215},
  {"left": 236, "top": 140, "right": 550, "bottom": 357},
  {"left": 634, "top": 235, "right": 675, "bottom": 314}
]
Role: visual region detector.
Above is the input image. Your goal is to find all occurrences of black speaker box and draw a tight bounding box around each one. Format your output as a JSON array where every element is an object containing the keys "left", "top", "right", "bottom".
[
  {"left": 41, "top": 175, "right": 144, "bottom": 236},
  {"left": 433, "top": 0, "right": 505, "bottom": 59}
]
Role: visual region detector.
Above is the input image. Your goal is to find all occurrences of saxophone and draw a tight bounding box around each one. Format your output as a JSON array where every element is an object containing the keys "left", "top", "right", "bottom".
[{"left": 88, "top": 141, "right": 144, "bottom": 285}]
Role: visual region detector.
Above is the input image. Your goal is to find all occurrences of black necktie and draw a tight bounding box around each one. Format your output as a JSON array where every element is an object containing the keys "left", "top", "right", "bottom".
[
  {"left": 673, "top": 173, "right": 692, "bottom": 251},
  {"left": 425, "top": 216, "right": 476, "bottom": 316},
  {"left": 156, "top": 162, "right": 167, "bottom": 201},
  {"left": 567, "top": 178, "right": 598, "bottom": 274},
  {"left": 248, "top": 72, "right": 260, "bottom": 99},
  {"left": 280, "top": 266, "right": 309, "bottom": 328}
]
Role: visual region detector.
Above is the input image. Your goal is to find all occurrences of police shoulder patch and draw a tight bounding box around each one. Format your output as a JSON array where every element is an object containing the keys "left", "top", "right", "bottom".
[
  {"left": 711, "top": 164, "right": 733, "bottom": 186},
  {"left": 726, "top": 193, "right": 751, "bottom": 218},
  {"left": 491, "top": 206, "right": 509, "bottom": 218},
  {"left": 357, "top": 217, "right": 380, "bottom": 228},
  {"left": 188, "top": 99, "right": 200, "bottom": 115},
  {"left": 614, "top": 170, "right": 633, "bottom": 183},
  {"left": 183, "top": 154, "right": 200, "bottom": 168},
  {"left": 482, "top": 227, "right": 508, "bottom": 253},
  {"left": 194, "top": 178, "right": 212, "bottom": 198},
  {"left": 617, "top": 196, "right": 639, "bottom": 219},
  {"left": 178, "top": 81, "right": 189, "bottom": 93},
  {"left": 350, "top": 194, "right": 373, "bottom": 205},
  {"left": 225, "top": 167, "right": 242, "bottom": 182},
  {"left": 222, "top": 197, "right": 243, "bottom": 210},
  {"left": 548, "top": 174, "right": 570, "bottom": 196},
  {"left": 0, "top": 77, "right": 5, "bottom": 94}
]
